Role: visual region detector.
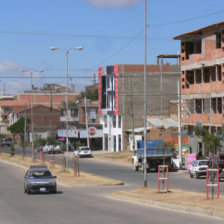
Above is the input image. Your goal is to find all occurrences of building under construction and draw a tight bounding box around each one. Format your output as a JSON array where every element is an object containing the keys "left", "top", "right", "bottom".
[{"left": 174, "top": 21, "right": 224, "bottom": 154}]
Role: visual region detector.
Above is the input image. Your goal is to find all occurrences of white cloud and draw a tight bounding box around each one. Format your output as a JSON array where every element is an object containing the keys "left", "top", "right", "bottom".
[
  {"left": 0, "top": 61, "right": 44, "bottom": 95},
  {"left": 0, "top": 61, "right": 20, "bottom": 73},
  {"left": 85, "top": 0, "right": 141, "bottom": 8}
]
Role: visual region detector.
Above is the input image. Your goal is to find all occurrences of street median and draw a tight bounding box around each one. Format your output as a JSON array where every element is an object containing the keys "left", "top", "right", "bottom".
[{"left": 0, "top": 153, "right": 124, "bottom": 186}]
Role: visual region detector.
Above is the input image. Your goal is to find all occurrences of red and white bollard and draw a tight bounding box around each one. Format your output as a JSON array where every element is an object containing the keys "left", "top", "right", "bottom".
[
  {"left": 40, "top": 151, "right": 45, "bottom": 164},
  {"left": 158, "top": 165, "right": 169, "bottom": 193},
  {"left": 49, "top": 155, "right": 55, "bottom": 168},
  {"left": 206, "top": 168, "right": 219, "bottom": 199}
]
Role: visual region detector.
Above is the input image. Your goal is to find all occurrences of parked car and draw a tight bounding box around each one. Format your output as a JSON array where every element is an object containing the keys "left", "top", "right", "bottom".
[
  {"left": 43, "top": 144, "right": 54, "bottom": 153},
  {"left": 1, "top": 137, "right": 12, "bottom": 147},
  {"left": 74, "top": 146, "right": 92, "bottom": 158},
  {"left": 36, "top": 145, "right": 43, "bottom": 152},
  {"left": 189, "top": 160, "right": 209, "bottom": 179},
  {"left": 53, "top": 144, "right": 63, "bottom": 153},
  {"left": 24, "top": 165, "right": 57, "bottom": 194}
]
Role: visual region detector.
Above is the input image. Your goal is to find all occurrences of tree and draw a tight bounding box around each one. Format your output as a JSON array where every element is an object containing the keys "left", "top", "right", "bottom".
[
  {"left": 7, "top": 118, "right": 30, "bottom": 142},
  {"left": 46, "top": 136, "right": 56, "bottom": 145},
  {"left": 78, "top": 89, "right": 98, "bottom": 101},
  {"left": 61, "top": 100, "right": 77, "bottom": 108},
  {"left": 202, "top": 134, "right": 221, "bottom": 156}
]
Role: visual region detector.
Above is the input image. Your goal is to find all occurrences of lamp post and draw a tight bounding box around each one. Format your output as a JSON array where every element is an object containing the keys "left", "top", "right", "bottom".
[
  {"left": 19, "top": 69, "right": 43, "bottom": 161},
  {"left": 50, "top": 46, "right": 83, "bottom": 171},
  {"left": 143, "top": 0, "right": 148, "bottom": 187}
]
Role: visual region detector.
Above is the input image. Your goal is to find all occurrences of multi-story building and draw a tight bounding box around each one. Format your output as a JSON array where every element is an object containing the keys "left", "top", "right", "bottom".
[
  {"left": 0, "top": 100, "right": 28, "bottom": 135},
  {"left": 17, "top": 83, "right": 79, "bottom": 110},
  {"left": 174, "top": 21, "right": 224, "bottom": 154},
  {"left": 98, "top": 58, "right": 180, "bottom": 152}
]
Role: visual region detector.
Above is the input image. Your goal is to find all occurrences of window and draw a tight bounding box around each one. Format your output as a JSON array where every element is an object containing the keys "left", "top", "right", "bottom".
[
  {"left": 211, "top": 66, "right": 216, "bottom": 82},
  {"left": 195, "top": 99, "right": 202, "bottom": 114},
  {"left": 216, "top": 32, "right": 221, "bottom": 49},
  {"left": 204, "top": 68, "right": 210, "bottom": 83},
  {"left": 217, "top": 65, "right": 221, "bottom": 81},
  {"left": 186, "top": 70, "right": 194, "bottom": 84},
  {"left": 195, "top": 69, "right": 202, "bottom": 83},
  {"left": 71, "top": 109, "right": 78, "bottom": 117},
  {"left": 113, "top": 116, "right": 116, "bottom": 128},
  {"left": 217, "top": 98, "right": 222, "bottom": 114}
]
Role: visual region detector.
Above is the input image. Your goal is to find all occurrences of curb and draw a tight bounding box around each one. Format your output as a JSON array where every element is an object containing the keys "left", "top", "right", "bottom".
[{"left": 111, "top": 194, "right": 224, "bottom": 219}]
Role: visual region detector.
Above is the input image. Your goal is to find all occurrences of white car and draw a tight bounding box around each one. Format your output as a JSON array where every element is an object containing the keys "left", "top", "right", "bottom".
[
  {"left": 43, "top": 145, "right": 54, "bottom": 153},
  {"left": 74, "top": 146, "right": 92, "bottom": 158},
  {"left": 189, "top": 160, "right": 208, "bottom": 179}
]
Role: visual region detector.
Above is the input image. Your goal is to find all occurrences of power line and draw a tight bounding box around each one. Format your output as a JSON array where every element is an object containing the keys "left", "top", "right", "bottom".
[
  {"left": 0, "top": 30, "right": 171, "bottom": 41},
  {"left": 150, "top": 9, "right": 224, "bottom": 27}
]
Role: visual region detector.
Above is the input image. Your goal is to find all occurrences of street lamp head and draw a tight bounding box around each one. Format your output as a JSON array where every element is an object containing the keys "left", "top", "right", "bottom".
[
  {"left": 50, "top": 46, "right": 59, "bottom": 51},
  {"left": 74, "top": 46, "right": 84, "bottom": 51}
]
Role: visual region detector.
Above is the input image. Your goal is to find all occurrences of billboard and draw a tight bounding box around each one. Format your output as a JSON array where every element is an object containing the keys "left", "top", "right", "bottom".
[
  {"left": 185, "top": 154, "right": 197, "bottom": 170},
  {"left": 58, "top": 127, "right": 78, "bottom": 138},
  {"left": 80, "top": 128, "right": 103, "bottom": 138}
]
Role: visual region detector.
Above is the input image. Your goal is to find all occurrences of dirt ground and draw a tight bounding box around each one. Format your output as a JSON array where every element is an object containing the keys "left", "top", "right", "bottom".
[
  {"left": 93, "top": 151, "right": 133, "bottom": 166},
  {"left": 113, "top": 187, "right": 224, "bottom": 214}
]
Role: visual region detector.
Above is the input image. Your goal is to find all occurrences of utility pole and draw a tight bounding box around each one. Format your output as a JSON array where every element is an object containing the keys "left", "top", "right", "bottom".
[
  {"left": 178, "top": 80, "right": 182, "bottom": 168},
  {"left": 24, "top": 104, "right": 27, "bottom": 143},
  {"left": 129, "top": 76, "right": 135, "bottom": 152},
  {"left": 143, "top": 0, "right": 148, "bottom": 187},
  {"left": 85, "top": 97, "right": 90, "bottom": 147}
]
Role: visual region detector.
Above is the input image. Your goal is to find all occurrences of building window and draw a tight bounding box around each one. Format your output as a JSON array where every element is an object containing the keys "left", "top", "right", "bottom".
[
  {"left": 217, "top": 98, "right": 222, "bottom": 114},
  {"left": 195, "top": 69, "right": 202, "bottom": 83},
  {"left": 71, "top": 109, "right": 78, "bottom": 117},
  {"left": 217, "top": 65, "right": 221, "bottom": 81},
  {"left": 216, "top": 32, "right": 221, "bottom": 49},
  {"left": 195, "top": 99, "right": 202, "bottom": 114},
  {"left": 118, "top": 115, "right": 121, "bottom": 128},
  {"left": 113, "top": 116, "right": 116, "bottom": 128},
  {"left": 204, "top": 68, "right": 210, "bottom": 83},
  {"left": 186, "top": 70, "right": 194, "bottom": 84},
  {"left": 211, "top": 66, "right": 216, "bottom": 82}
]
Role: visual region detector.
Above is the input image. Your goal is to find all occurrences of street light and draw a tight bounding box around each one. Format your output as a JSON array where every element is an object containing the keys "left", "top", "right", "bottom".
[
  {"left": 19, "top": 69, "right": 44, "bottom": 161},
  {"left": 50, "top": 46, "right": 84, "bottom": 171}
]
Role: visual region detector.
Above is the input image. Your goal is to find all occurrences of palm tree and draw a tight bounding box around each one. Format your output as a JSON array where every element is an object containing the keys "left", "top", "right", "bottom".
[{"left": 202, "top": 134, "right": 221, "bottom": 159}]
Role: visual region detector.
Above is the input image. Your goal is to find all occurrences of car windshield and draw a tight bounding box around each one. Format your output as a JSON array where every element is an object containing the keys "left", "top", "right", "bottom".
[
  {"left": 80, "top": 147, "right": 90, "bottom": 151},
  {"left": 29, "top": 170, "right": 53, "bottom": 178},
  {"left": 198, "top": 161, "right": 208, "bottom": 166}
]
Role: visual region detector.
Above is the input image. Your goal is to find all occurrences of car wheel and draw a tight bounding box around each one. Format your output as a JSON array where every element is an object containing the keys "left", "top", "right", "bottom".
[
  {"left": 24, "top": 188, "right": 27, "bottom": 193},
  {"left": 27, "top": 189, "right": 30, "bottom": 195},
  {"left": 189, "top": 172, "right": 193, "bottom": 178},
  {"left": 196, "top": 172, "right": 200, "bottom": 179}
]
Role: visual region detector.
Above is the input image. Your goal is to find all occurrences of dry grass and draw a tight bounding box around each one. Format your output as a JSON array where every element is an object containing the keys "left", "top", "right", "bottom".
[
  {"left": 0, "top": 153, "right": 123, "bottom": 186},
  {"left": 113, "top": 187, "right": 224, "bottom": 213},
  {"left": 94, "top": 151, "right": 133, "bottom": 164}
]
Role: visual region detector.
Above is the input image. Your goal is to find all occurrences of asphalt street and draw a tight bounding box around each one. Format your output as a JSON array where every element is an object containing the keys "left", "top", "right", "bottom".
[
  {"left": 0, "top": 159, "right": 224, "bottom": 224},
  {"left": 2, "top": 146, "right": 224, "bottom": 194}
]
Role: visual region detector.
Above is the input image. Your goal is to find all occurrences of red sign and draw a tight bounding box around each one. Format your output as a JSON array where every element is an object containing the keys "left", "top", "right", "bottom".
[
  {"left": 114, "top": 64, "right": 119, "bottom": 115},
  {"left": 88, "top": 127, "right": 97, "bottom": 136},
  {"left": 98, "top": 67, "right": 102, "bottom": 116}
]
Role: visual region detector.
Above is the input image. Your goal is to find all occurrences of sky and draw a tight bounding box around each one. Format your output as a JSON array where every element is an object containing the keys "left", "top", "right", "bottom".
[{"left": 0, "top": 0, "right": 224, "bottom": 95}]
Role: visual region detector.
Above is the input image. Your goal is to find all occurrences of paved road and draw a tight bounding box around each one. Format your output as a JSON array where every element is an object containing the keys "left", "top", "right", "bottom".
[
  {"left": 0, "top": 159, "right": 223, "bottom": 224},
  {"left": 2, "top": 146, "right": 224, "bottom": 194}
]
